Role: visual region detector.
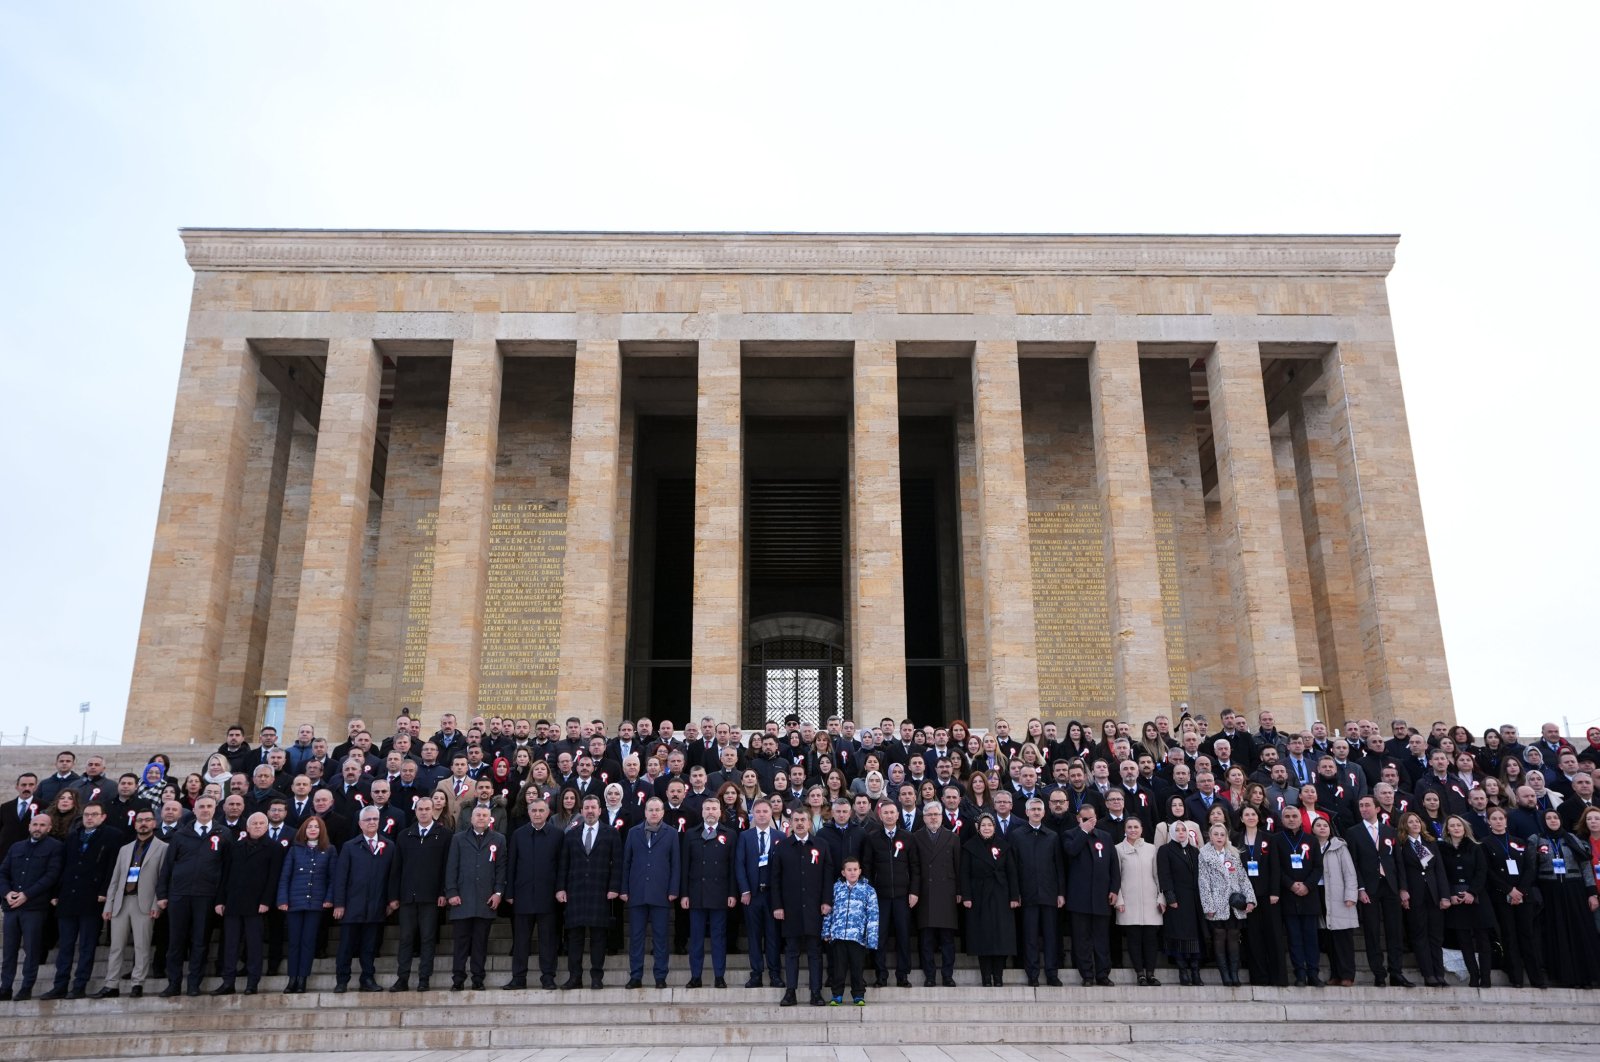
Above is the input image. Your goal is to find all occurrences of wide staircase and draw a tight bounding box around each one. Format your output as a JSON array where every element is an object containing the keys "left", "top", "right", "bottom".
[{"left": 2, "top": 919, "right": 1596, "bottom": 1059}]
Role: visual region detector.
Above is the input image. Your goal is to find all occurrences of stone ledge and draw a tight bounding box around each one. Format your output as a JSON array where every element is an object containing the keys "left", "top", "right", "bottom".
[{"left": 179, "top": 230, "right": 1399, "bottom": 277}]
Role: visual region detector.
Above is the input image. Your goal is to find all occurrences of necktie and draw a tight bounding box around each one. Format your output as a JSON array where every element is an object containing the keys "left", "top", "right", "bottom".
[
  {"left": 296, "top": 801, "right": 305, "bottom": 817},
  {"left": 584, "top": 826, "right": 594, "bottom": 853},
  {"left": 1412, "top": 839, "right": 1424, "bottom": 858},
  {"left": 419, "top": 827, "right": 428, "bottom": 840},
  {"left": 759, "top": 831, "right": 768, "bottom": 857}
]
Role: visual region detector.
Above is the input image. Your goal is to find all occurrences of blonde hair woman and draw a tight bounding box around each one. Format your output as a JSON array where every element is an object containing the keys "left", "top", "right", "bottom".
[{"left": 1198, "top": 822, "right": 1255, "bottom": 986}]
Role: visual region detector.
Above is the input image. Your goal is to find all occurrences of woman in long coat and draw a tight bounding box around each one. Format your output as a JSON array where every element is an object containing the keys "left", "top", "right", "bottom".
[
  {"left": 1437, "top": 814, "right": 1497, "bottom": 987},
  {"left": 958, "top": 814, "right": 1020, "bottom": 986},
  {"left": 1198, "top": 822, "right": 1255, "bottom": 987},
  {"left": 1113, "top": 817, "right": 1163, "bottom": 985},
  {"left": 1397, "top": 809, "right": 1450, "bottom": 986},
  {"left": 1311, "top": 815, "right": 1358, "bottom": 985},
  {"left": 1156, "top": 819, "right": 1204, "bottom": 984},
  {"left": 1532, "top": 808, "right": 1600, "bottom": 988}
]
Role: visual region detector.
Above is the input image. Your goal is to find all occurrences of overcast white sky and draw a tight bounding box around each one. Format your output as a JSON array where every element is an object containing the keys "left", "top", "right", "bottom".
[{"left": 0, "top": 3, "right": 1594, "bottom": 748}]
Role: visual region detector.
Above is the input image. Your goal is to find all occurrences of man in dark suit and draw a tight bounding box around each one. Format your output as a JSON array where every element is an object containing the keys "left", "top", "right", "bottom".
[
  {"left": 862, "top": 799, "right": 914, "bottom": 988},
  {"left": 621, "top": 796, "right": 680, "bottom": 989},
  {"left": 156, "top": 795, "right": 231, "bottom": 997},
  {"left": 679, "top": 796, "right": 737, "bottom": 989},
  {"left": 0, "top": 812, "right": 63, "bottom": 1001},
  {"left": 909, "top": 803, "right": 961, "bottom": 988},
  {"left": 503, "top": 795, "right": 564, "bottom": 990},
  {"left": 387, "top": 795, "right": 450, "bottom": 992},
  {"left": 0, "top": 774, "right": 39, "bottom": 864},
  {"left": 556, "top": 794, "right": 621, "bottom": 989},
  {"left": 1062, "top": 805, "right": 1120, "bottom": 986},
  {"left": 771, "top": 806, "right": 833, "bottom": 1007},
  {"left": 444, "top": 804, "right": 506, "bottom": 991},
  {"left": 40, "top": 802, "right": 120, "bottom": 999},
  {"left": 735, "top": 799, "right": 784, "bottom": 989},
  {"left": 1013, "top": 796, "right": 1066, "bottom": 987},
  {"left": 213, "top": 813, "right": 284, "bottom": 996},
  {"left": 1343, "top": 795, "right": 1413, "bottom": 987},
  {"left": 34, "top": 752, "right": 80, "bottom": 808},
  {"left": 332, "top": 806, "right": 396, "bottom": 993}
]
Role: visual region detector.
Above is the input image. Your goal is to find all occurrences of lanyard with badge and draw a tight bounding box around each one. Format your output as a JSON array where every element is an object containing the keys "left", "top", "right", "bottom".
[
  {"left": 126, "top": 838, "right": 152, "bottom": 892},
  {"left": 1246, "top": 838, "right": 1260, "bottom": 878}
]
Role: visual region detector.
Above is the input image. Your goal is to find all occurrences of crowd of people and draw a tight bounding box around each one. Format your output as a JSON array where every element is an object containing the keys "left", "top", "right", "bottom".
[{"left": 2, "top": 708, "right": 1598, "bottom": 1008}]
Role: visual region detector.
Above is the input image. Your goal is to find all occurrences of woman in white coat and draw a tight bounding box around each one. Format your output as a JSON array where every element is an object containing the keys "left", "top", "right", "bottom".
[
  {"left": 1198, "top": 822, "right": 1256, "bottom": 986},
  {"left": 1312, "top": 815, "right": 1360, "bottom": 985},
  {"left": 1113, "top": 817, "right": 1165, "bottom": 985}
]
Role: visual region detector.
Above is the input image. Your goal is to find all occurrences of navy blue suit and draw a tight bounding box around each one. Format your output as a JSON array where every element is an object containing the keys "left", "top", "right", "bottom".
[
  {"left": 735, "top": 825, "right": 783, "bottom": 984},
  {"left": 621, "top": 825, "right": 680, "bottom": 983},
  {"left": 331, "top": 834, "right": 395, "bottom": 987}
]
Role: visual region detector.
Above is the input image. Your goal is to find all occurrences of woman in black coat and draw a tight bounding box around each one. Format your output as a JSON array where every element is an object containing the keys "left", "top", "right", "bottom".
[
  {"left": 1397, "top": 810, "right": 1450, "bottom": 987},
  {"left": 1436, "top": 815, "right": 1497, "bottom": 987},
  {"left": 1531, "top": 808, "right": 1600, "bottom": 988},
  {"left": 1156, "top": 819, "right": 1204, "bottom": 985},
  {"left": 1236, "top": 806, "right": 1288, "bottom": 986},
  {"left": 1481, "top": 805, "right": 1546, "bottom": 988},
  {"left": 959, "top": 814, "right": 1020, "bottom": 986}
]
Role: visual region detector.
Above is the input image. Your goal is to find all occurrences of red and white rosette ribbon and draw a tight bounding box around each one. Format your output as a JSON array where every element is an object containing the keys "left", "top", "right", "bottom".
[{"left": 489, "top": 843, "right": 498, "bottom": 862}]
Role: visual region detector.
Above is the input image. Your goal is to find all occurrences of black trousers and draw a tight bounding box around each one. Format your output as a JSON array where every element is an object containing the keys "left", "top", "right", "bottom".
[
  {"left": 395, "top": 901, "right": 441, "bottom": 982},
  {"left": 784, "top": 933, "right": 823, "bottom": 996},
  {"left": 874, "top": 896, "right": 913, "bottom": 980},
  {"left": 511, "top": 911, "right": 560, "bottom": 985},
  {"left": 1326, "top": 927, "right": 1356, "bottom": 982},
  {"left": 450, "top": 916, "right": 491, "bottom": 985},
  {"left": 1, "top": 909, "right": 45, "bottom": 991},
  {"left": 1020, "top": 905, "right": 1060, "bottom": 979},
  {"left": 919, "top": 926, "right": 954, "bottom": 979},
  {"left": 567, "top": 926, "right": 607, "bottom": 982},
  {"left": 50, "top": 913, "right": 100, "bottom": 993},
  {"left": 1070, "top": 912, "right": 1110, "bottom": 979},
  {"left": 336, "top": 920, "right": 381, "bottom": 984},
  {"left": 1407, "top": 903, "right": 1445, "bottom": 981},
  {"left": 1123, "top": 923, "right": 1160, "bottom": 973},
  {"left": 829, "top": 939, "right": 867, "bottom": 998},
  {"left": 219, "top": 911, "right": 263, "bottom": 987},
  {"left": 1491, "top": 896, "right": 1546, "bottom": 986},
  {"left": 166, "top": 896, "right": 212, "bottom": 989},
  {"left": 1356, "top": 891, "right": 1406, "bottom": 981},
  {"left": 744, "top": 890, "right": 782, "bottom": 980}
]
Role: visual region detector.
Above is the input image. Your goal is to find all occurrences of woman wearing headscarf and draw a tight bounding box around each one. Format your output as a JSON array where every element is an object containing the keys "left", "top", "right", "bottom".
[
  {"left": 1532, "top": 807, "right": 1600, "bottom": 987},
  {"left": 958, "top": 813, "right": 1020, "bottom": 987}
]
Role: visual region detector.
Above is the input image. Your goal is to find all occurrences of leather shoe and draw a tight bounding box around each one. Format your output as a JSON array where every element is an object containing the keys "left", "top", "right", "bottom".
[
  {"left": 941, "top": 975, "right": 957, "bottom": 988},
  {"left": 714, "top": 977, "right": 726, "bottom": 989},
  {"left": 590, "top": 978, "right": 604, "bottom": 990},
  {"left": 684, "top": 978, "right": 702, "bottom": 989},
  {"left": 560, "top": 978, "right": 582, "bottom": 991},
  {"left": 389, "top": 980, "right": 410, "bottom": 993},
  {"left": 471, "top": 980, "right": 484, "bottom": 991},
  {"left": 449, "top": 982, "right": 465, "bottom": 992},
  {"left": 896, "top": 977, "right": 912, "bottom": 988},
  {"left": 810, "top": 993, "right": 827, "bottom": 1006},
  {"left": 744, "top": 975, "right": 763, "bottom": 989},
  {"left": 416, "top": 979, "right": 429, "bottom": 992},
  {"left": 333, "top": 982, "right": 348, "bottom": 994},
  {"left": 211, "top": 985, "right": 235, "bottom": 997},
  {"left": 359, "top": 981, "right": 382, "bottom": 993},
  {"left": 655, "top": 979, "right": 667, "bottom": 989},
  {"left": 1046, "top": 975, "right": 1063, "bottom": 987},
  {"left": 94, "top": 987, "right": 119, "bottom": 999},
  {"left": 159, "top": 984, "right": 181, "bottom": 998},
  {"left": 0, "top": 988, "right": 11, "bottom": 1002},
  {"left": 129, "top": 985, "right": 143, "bottom": 998},
  {"left": 1094, "top": 976, "right": 1115, "bottom": 987},
  {"left": 501, "top": 980, "right": 526, "bottom": 991},
  {"left": 38, "top": 988, "right": 66, "bottom": 1001},
  {"left": 625, "top": 978, "right": 643, "bottom": 990},
  {"left": 185, "top": 986, "right": 201, "bottom": 997},
  {"left": 243, "top": 986, "right": 257, "bottom": 995},
  {"left": 68, "top": 988, "right": 86, "bottom": 1000},
  {"left": 13, "top": 988, "right": 31, "bottom": 1002},
  {"left": 1390, "top": 975, "right": 1415, "bottom": 988},
  {"left": 779, "top": 991, "right": 798, "bottom": 1006}
]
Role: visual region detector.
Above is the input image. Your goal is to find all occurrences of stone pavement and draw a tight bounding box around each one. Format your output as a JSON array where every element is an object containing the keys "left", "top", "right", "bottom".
[{"left": 61, "top": 1049, "right": 1600, "bottom": 1062}]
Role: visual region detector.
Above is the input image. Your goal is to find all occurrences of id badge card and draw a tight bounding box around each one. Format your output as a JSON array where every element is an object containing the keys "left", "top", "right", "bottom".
[
  {"left": 1290, "top": 854, "right": 1303, "bottom": 870},
  {"left": 1553, "top": 856, "right": 1567, "bottom": 876},
  {"left": 1246, "top": 859, "right": 1260, "bottom": 877},
  {"left": 1506, "top": 859, "right": 1519, "bottom": 877},
  {"left": 126, "top": 864, "right": 140, "bottom": 885},
  {"left": 758, "top": 853, "right": 769, "bottom": 868}
]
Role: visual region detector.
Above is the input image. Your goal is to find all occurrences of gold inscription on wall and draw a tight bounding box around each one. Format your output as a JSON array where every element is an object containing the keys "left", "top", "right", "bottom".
[
  {"left": 399, "top": 504, "right": 567, "bottom": 712},
  {"left": 1029, "top": 504, "right": 1114, "bottom": 717},
  {"left": 1154, "top": 511, "right": 1190, "bottom": 703}
]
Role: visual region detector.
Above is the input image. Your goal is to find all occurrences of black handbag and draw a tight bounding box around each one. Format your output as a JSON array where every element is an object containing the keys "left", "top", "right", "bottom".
[{"left": 1228, "top": 891, "right": 1249, "bottom": 911}]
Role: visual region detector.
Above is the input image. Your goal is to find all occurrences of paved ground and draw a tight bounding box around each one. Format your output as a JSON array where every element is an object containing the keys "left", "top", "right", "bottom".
[{"left": 73, "top": 1049, "right": 1600, "bottom": 1062}]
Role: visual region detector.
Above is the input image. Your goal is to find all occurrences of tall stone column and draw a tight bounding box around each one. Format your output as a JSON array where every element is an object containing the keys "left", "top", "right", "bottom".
[
  {"left": 127, "top": 335, "right": 261, "bottom": 745},
  {"left": 1087, "top": 341, "right": 1172, "bottom": 718},
  {"left": 970, "top": 340, "right": 1041, "bottom": 726},
  {"left": 555, "top": 337, "right": 623, "bottom": 723},
  {"left": 1205, "top": 341, "right": 1303, "bottom": 726},
  {"left": 1321, "top": 339, "right": 1455, "bottom": 725},
  {"left": 849, "top": 340, "right": 908, "bottom": 722},
  {"left": 1289, "top": 389, "right": 1372, "bottom": 727},
  {"left": 212, "top": 388, "right": 295, "bottom": 732},
  {"left": 420, "top": 336, "right": 503, "bottom": 720},
  {"left": 285, "top": 338, "right": 383, "bottom": 739},
  {"left": 690, "top": 340, "right": 744, "bottom": 727}
]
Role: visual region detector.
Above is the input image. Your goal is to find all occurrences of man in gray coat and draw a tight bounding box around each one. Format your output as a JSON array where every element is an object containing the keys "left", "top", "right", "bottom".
[
  {"left": 96, "top": 809, "right": 167, "bottom": 998},
  {"left": 445, "top": 804, "right": 505, "bottom": 990},
  {"left": 621, "top": 797, "right": 679, "bottom": 989}
]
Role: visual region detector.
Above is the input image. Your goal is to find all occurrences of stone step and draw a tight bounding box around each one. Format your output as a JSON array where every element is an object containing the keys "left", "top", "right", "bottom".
[{"left": 2, "top": 1013, "right": 1594, "bottom": 1061}]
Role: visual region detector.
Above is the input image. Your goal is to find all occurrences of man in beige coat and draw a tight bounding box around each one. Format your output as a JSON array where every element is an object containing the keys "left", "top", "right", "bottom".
[{"left": 95, "top": 809, "right": 166, "bottom": 998}]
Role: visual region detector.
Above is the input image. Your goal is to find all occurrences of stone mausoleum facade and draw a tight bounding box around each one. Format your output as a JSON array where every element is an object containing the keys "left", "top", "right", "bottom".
[{"left": 124, "top": 230, "right": 1453, "bottom": 745}]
